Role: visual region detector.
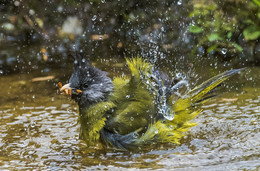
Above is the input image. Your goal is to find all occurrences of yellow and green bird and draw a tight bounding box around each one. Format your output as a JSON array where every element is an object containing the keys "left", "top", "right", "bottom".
[{"left": 59, "top": 53, "right": 243, "bottom": 150}]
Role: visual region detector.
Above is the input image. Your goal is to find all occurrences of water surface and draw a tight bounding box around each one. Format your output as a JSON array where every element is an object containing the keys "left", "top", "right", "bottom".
[{"left": 0, "top": 59, "right": 259, "bottom": 170}]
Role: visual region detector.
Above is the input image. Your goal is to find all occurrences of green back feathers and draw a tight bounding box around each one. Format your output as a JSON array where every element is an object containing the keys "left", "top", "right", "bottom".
[
  {"left": 105, "top": 57, "right": 157, "bottom": 135},
  {"left": 126, "top": 57, "right": 153, "bottom": 82},
  {"left": 111, "top": 57, "right": 155, "bottom": 103}
]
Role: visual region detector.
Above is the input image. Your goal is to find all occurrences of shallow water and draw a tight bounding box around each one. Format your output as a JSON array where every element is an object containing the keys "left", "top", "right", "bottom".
[{"left": 0, "top": 59, "right": 259, "bottom": 170}]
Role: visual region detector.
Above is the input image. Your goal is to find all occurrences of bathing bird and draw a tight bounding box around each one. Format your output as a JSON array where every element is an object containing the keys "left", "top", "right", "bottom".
[{"left": 59, "top": 53, "right": 242, "bottom": 150}]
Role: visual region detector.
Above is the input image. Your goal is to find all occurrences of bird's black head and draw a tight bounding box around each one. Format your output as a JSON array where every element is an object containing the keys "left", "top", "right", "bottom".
[{"left": 68, "top": 53, "right": 113, "bottom": 108}]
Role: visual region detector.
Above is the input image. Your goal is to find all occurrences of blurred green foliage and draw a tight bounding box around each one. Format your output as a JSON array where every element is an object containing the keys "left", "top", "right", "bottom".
[{"left": 189, "top": 0, "right": 260, "bottom": 56}]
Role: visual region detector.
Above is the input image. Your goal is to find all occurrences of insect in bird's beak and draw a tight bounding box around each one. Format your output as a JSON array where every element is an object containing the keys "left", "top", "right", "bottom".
[{"left": 58, "top": 82, "right": 82, "bottom": 95}]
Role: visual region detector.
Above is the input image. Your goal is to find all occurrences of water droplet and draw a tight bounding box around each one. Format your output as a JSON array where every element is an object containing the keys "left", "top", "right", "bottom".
[
  {"left": 177, "top": 0, "right": 182, "bottom": 5},
  {"left": 31, "top": 123, "right": 36, "bottom": 128},
  {"left": 14, "top": 1, "right": 20, "bottom": 6},
  {"left": 133, "top": 132, "right": 138, "bottom": 138},
  {"left": 57, "top": 6, "right": 63, "bottom": 12},
  {"left": 92, "top": 15, "right": 97, "bottom": 21},
  {"left": 126, "top": 95, "right": 130, "bottom": 99},
  {"left": 169, "top": 125, "right": 174, "bottom": 130},
  {"left": 221, "top": 48, "right": 227, "bottom": 54},
  {"left": 164, "top": 110, "right": 175, "bottom": 121},
  {"left": 130, "top": 117, "right": 134, "bottom": 121},
  {"left": 29, "top": 9, "right": 35, "bottom": 15},
  {"left": 155, "top": 129, "right": 159, "bottom": 134},
  {"left": 176, "top": 73, "right": 182, "bottom": 79}
]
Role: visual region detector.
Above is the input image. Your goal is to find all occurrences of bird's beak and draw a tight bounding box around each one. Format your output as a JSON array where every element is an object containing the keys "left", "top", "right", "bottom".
[{"left": 58, "top": 82, "right": 82, "bottom": 96}]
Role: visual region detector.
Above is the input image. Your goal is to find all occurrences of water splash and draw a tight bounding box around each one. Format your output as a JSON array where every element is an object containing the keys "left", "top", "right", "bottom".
[
  {"left": 171, "top": 80, "right": 189, "bottom": 93},
  {"left": 160, "top": 105, "right": 175, "bottom": 121}
]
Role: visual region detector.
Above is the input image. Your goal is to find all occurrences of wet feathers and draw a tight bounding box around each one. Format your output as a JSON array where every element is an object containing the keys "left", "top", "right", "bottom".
[{"left": 62, "top": 54, "right": 242, "bottom": 150}]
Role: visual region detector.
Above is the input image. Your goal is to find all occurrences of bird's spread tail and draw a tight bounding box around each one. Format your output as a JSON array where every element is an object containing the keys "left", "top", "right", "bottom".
[
  {"left": 143, "top": 68, "right": 244, "bottom": 145},
  {"left": 170, "top": 68, "right": 244, "bottom": 123}
]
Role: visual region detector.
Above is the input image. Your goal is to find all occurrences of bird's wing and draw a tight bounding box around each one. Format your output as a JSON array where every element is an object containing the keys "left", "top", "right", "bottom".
[
  {"left": 79, "top": 101, "right": 116, "bottom": 146},
  {"left": 105, "top": 57, "right": 158, "bottom": 135}
]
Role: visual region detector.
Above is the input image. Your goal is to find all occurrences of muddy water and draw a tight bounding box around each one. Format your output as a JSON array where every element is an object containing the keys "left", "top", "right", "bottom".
[{"left": 0, "top": 59, "right": 259, "bottom": 170}]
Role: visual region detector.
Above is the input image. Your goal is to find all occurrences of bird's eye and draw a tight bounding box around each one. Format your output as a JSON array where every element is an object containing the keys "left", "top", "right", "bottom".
[{"left": 83, "top": 83, "right": 89, "bottom": 89}]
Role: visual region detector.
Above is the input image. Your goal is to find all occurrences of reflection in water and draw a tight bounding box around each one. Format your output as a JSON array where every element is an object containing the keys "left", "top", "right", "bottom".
[{"left": 0, "top": 61, "right": 259, "bottom": 170}]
